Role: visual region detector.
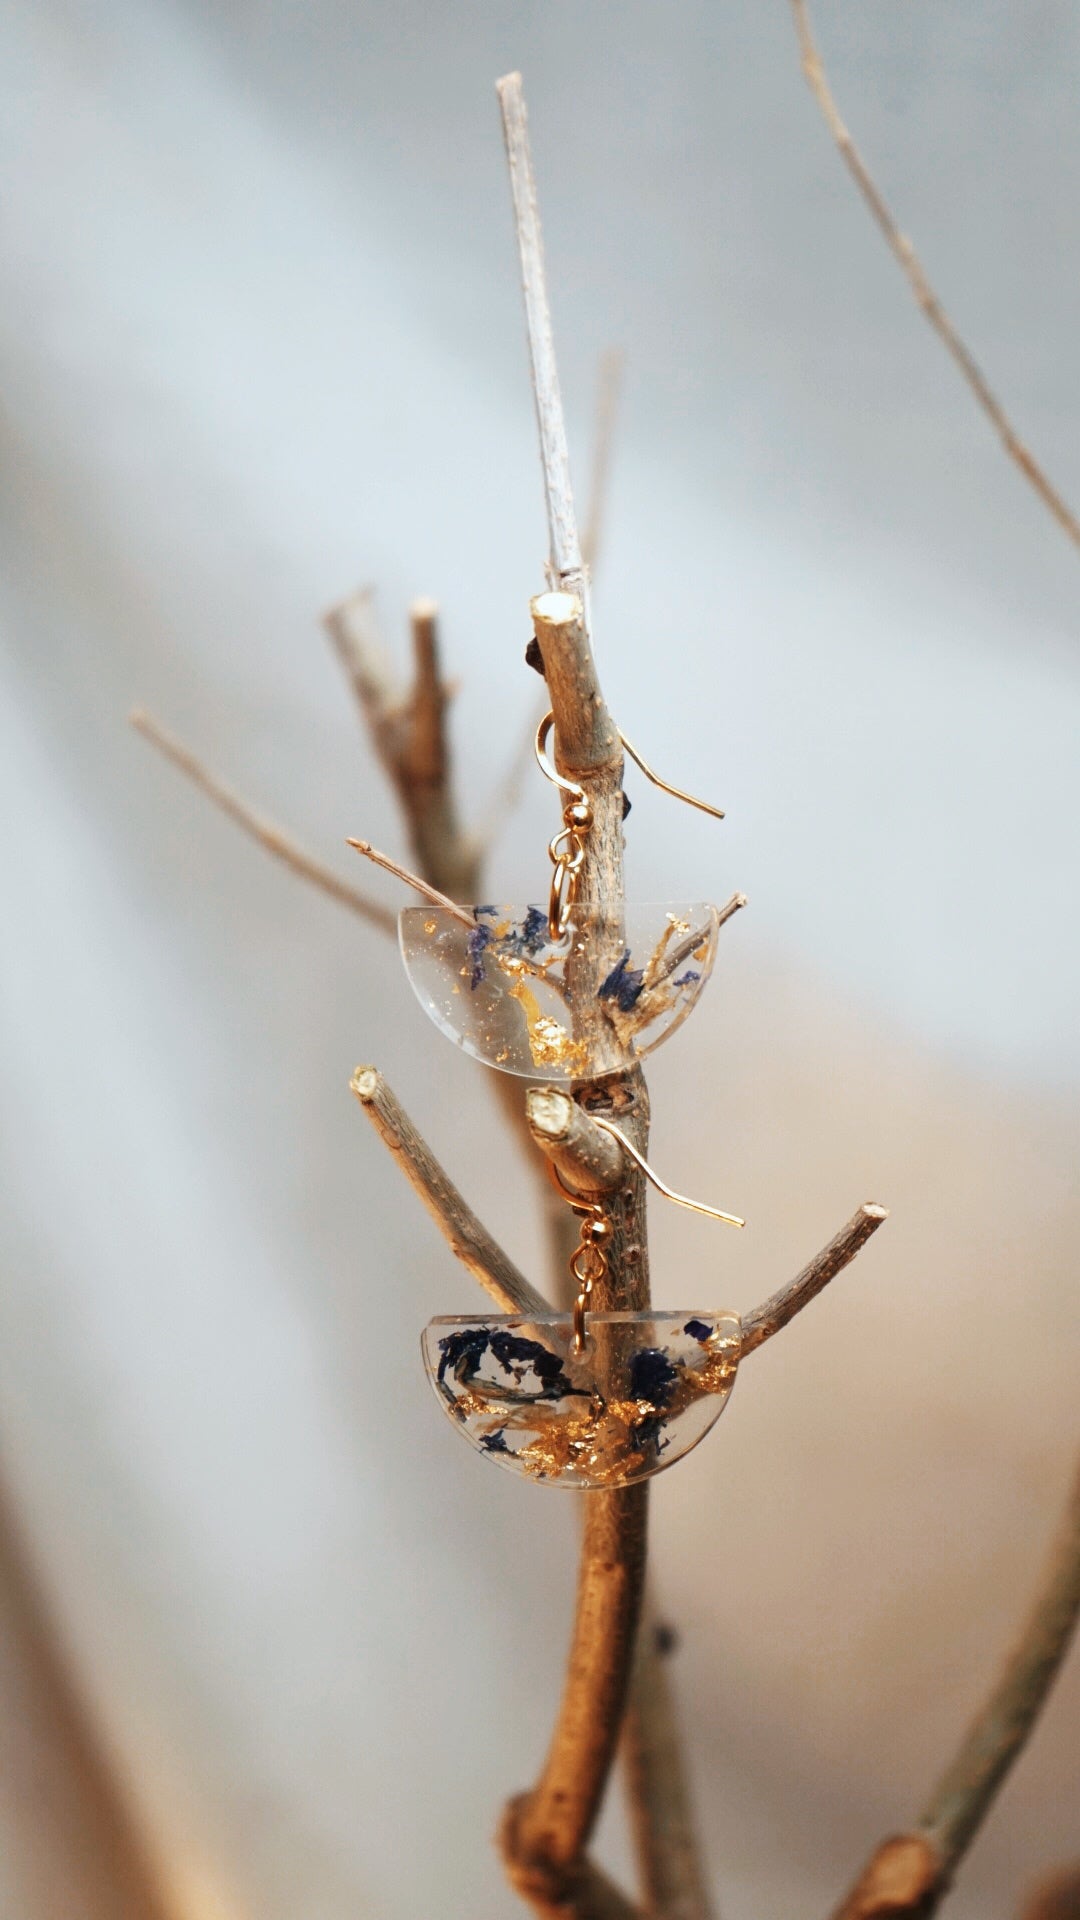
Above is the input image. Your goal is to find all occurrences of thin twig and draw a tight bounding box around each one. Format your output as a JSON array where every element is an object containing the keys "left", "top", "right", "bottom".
[
  {"left": 740, "top": 1204, "right": 889, "bottom": 1356},
  {"left": 130, "top": 711, "right": 396, "bottom": 935},
  {"left": 829, "top": 1444, "right": 1080, "bottom": 1919},
  {"left": 497, "top": 73, "right": 585, "bottom": 599},
  {"left": 480, "top": 345, "right": 624, "bottom": 864},
  {"left": 324, "top": 591, "right": 481, "bottom": 899},
  {"left": 323, "top": 585, "right": 397, "bottom": 739},
  {"left": 349, "top": 1067, "right": 549, "bottom": 1317},
  {"left": 621, "top": 1608, "right": 717, "bottom": 1920},
  {"left": 345, "top": 838, "right": 474, "bottom": 925},
  {"left": 789, "top": 0, "right": 1080, "bottom": 552},
  {"left": 0, "top": 1476, "right": 176, "bottom": 1919},
  {"left": 919, "top": 1444, "right": 1080, "bottom": 1864},
  {"left": 581, "top": 347, "right": 625, "bottom": 579}
]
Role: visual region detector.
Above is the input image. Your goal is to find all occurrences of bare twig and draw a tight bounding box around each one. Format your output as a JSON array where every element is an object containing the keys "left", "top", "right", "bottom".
[
  {"left": 740, "top": 1204, "right": 889, "bottom": 1356},
  {"left": 323, "top": 585, "right": 396, "bottom": 737},
  {"left": 480, "top": 345, "right": 624, "bottom": 865},
  {"left": 581, "top": 348, "right": 625, "bottom": 579},
  {"left": 497, "top": 73, "right": 586, "bottom": 601},
  {"left": 324, "top": 591, "right": 480, "bottom": 899},
  {"left": 0, "top": 1477, "right": 175, "bottom": 1920},
  {"left": 919, "top": 1444, "right": 1080, "bottom": 1865},
  {"left": 621, "top": 1608, "right": 718, "bottom": 1920},
  {"left": 345, "top": 838, "right": 474, "bottom": 924},
  {"left": 830, "top": 1444, "right": 1080, "bottom": 1919},
  {"left": 349, "top": 1067, "right": 549, "bottom": 1317},
  {"left": 130, "top": 711, "right": 396, "bottom": 934},
  {"left": 715, "top": 890, "right": 747, "bottom": 932},
  {"left": 789, "top": 0, "right": 1080, "bottom": 552},
  {"left": 525, "top": 1087, "right": 627, "bottom": 1196}
]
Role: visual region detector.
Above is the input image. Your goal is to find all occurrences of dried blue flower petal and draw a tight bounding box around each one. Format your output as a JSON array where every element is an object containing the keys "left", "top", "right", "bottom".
[
  {"left": 437, "top": 1326, "right": 490, "bottom": 1385},
  {"left": 673, "top": 969, "right": 701, "bottom": 987},
  {"left": 521, "top": 905, "right": 548, "bottom": 951},
  {"left": 465, "top": 922, "right": 491, "bottom": 989},
  {"left": 480, "top": 1428, "right": 510, "bottom": 1453},
  {"left": 683, "top": 1318, "right": 712, "bottom": 1343},
  {"left": 628, "top": 1346, "right": 679, "bottom": 1407},
  {"left": 489, "top": 1328, "right": 577, "bottom": 1397},
  {"left": 599, "top": 950, "right": 646, "bottom": 1011}
]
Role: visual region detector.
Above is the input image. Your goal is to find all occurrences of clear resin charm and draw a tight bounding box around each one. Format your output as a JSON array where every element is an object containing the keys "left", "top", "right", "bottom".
[
  {"left": 422, "top": 1310, "right": 741, "bottom": 1488},
  {"left": 400, "top": 902, "right": 720, "bottom": 1081}
]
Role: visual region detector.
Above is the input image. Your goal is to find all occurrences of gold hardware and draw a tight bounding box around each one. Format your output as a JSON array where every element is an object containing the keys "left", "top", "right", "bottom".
[
  {"left": 618, "top": 732, "right": 725, "bottom": 820},
  {"left": 546, "top": 1161, "right": 611, "bottom": 1352},
  {"left": 588, "top": 1117, "right": 745, "bottom": 1228},
  {"left": 545, "top": 1121, "right": 743, "bottom": 1353},
  {"left": 534, "top": 710, "right": 725, "bottom": 942},
  {"left": 535, "top": 714, "right": 593, "bottom": 941}
]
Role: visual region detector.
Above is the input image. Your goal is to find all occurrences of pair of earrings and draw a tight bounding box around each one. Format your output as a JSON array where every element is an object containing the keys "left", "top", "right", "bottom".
[{"left": 373, "top": 710, "right": 746, "bottom": 1489}]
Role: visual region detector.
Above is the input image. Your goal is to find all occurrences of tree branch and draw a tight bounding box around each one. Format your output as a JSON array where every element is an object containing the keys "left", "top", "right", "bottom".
[
  {"left": 345, "top": 837, "right": 474, "bottom": 924},
  {"left": 525, "top": 1087, "right": 627, "bottom": 1197},
  {"left": 830, "top": 1443, "right": 1080, "bottom": 1918},
  {"left": 497, "top": 72, "right": 586, "bottom": 600},
  {"left": 349, "top": 1067, "right": 549, "bottom": 1317},
  {"left": 788, "top": 0, "right": 1080, "bottom": 553},
  {"left": 497, "top": 71, "right": 659, "bottom": 1920},
  {"left": 130, "top": 710, "right": 396, "bottom": 934},
  {"left": 0, "top": 1476, "right": 176, "bottom": 1920},
  {"left": 479, "top": 345, "right": 624, "bottom": 867},
  {"left": 621, "top": 1607, "right": 718, "bottom": 1920},
  {"left": 740, "top": 1204, "right": 889, "bottom": 1356},
  {"left": 919, "top": 1443, "right": 1080, "bottom": 1866},
  {"left": 323, "top": 591, "right": 481, "bottom": 899}
]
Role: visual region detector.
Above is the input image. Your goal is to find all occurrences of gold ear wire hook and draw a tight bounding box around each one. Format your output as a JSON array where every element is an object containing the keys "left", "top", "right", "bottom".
[
  {"left": 534, "top": 712, "right": 587, "bottom": 806},
  {"left": 588, "top": 1116, "right": 745, "bottom": 1228},
  {"left": 618, "top": 731, "right": 725, "bottom": 821},
  {"left": 534, "top": 710, "right": 725, "bottom": 821}
]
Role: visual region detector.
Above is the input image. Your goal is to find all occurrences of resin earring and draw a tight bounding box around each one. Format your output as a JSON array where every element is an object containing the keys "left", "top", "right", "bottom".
[
  {"left": 398, "top": 712, "right": 730, "bottom": 1081},
  {"left": 421, "top": 1117, "right": 744, "bottom": 1489}
]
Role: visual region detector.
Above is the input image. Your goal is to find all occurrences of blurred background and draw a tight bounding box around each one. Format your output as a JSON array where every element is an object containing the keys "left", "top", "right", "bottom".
[{"left": 1, "top": 2, "right": 1078, "bottom": 1915}]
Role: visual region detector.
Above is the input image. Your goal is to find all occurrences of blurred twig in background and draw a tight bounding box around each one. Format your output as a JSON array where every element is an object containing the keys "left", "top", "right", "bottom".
[
  {"left": 130, "top": 710, "right": 395, "bottom": 934},
  {"left": 789, "top": 0, "right": 1080, "bottom": 553},
  {"left": 831, "top": 1446, "right": 1080, "bottom": 1918},
  {"left": 0, "top": 1479, "right": 175, "bottom": 1920}
]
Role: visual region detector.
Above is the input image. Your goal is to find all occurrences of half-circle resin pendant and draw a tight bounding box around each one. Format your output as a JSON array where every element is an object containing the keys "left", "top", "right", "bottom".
[
  {"left": 422, "top": 1310, "right": 741, "bottom": 1488},
  {"left": 400, "top": 901, "right": 720, "bottom": 1081}
]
